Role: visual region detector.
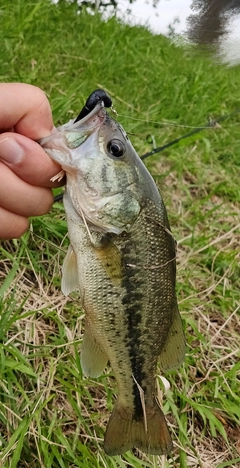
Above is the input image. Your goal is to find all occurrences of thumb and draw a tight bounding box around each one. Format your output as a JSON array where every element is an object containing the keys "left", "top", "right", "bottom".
[{"left": 0, "top": 132, "right": 63, "bottom": 188}]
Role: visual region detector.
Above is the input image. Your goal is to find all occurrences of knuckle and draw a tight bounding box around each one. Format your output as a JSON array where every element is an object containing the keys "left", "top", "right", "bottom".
[
  {"left": 0, "top": 213, "right": 29, "bottom": 240},
  {"left": 34, "top": 189, "right": 54, "bottom": 216}
]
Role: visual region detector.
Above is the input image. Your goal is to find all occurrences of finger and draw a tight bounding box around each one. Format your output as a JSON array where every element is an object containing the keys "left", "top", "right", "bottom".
[
  {"left": 0, "top": 133, "right": 64, "bottom": 188},
  {"left": 0, "top": 206, "right": 29, "bottom": 240},
  {"left": 0, "top": 162, "right": 54, "bottom": 217},
  {"left": 0, "top": 83, "right": 54, "bottom": 139}
]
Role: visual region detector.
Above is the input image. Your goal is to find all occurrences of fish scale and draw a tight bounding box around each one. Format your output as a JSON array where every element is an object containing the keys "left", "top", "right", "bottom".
[{"left": 39, "top": 93, "right": 185, "bottom": 456}]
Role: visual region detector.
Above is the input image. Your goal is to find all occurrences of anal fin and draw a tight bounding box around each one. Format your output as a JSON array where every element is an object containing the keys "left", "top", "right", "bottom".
[
  {"left": 159, "top": 304, "right": 185, "bottom": 372},
  {"left": 81, "top": 324, "right": 108, "bottom": 378},
  {"left": 61, "top": 245, "right": 79, "bottom": 296}
]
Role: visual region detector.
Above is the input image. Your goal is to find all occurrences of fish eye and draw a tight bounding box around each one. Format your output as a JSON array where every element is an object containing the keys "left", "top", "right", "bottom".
[{"left": 107, "top": 139, "right": 125, "bottom": 158}]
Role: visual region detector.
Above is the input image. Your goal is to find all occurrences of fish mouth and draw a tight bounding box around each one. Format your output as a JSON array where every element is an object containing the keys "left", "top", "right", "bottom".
[
  {"left": 76, "top": 101, "right": 105, "bottom": 125},
  {"left": 67, "top": 101, "right": 106, "bottom": 133},
  {"left": 39, "top": 101, "right": 106, "bottom": 147}
]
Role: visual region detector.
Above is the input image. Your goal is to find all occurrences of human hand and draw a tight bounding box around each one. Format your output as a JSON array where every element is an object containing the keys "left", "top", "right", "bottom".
[{"left": 0, "top": 83, "right": 64, "bottom": 240}]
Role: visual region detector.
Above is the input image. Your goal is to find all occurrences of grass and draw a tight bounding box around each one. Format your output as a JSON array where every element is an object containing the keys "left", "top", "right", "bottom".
[{"left": 0, "top": 0, "right": 240, "bottom": 466}]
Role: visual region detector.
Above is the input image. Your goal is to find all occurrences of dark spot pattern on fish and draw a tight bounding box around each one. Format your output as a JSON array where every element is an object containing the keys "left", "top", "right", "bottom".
[
  {"left": 101, "top": 165, "right": 108, "bottom": 184},
  {"left": 120, "top": 238, "right": 147, "bottom": 420},
  {"left": 122, "top": 291, "right": 143, "bottom": 304}
]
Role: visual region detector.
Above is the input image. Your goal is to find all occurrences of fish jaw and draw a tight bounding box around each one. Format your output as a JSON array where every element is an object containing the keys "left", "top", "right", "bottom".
[{"left": 39, "top": 102, "right": 106, "bottom": 168}]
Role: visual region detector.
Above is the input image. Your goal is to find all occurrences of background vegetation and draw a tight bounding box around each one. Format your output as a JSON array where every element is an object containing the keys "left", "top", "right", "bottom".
[{"left": 0, "top": 0, "right": 239, "bottom": 467}]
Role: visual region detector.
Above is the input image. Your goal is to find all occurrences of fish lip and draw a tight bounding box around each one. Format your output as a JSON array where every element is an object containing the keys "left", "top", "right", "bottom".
[{"left": 38, "top": 101, "right": 106, "bottom": 146}]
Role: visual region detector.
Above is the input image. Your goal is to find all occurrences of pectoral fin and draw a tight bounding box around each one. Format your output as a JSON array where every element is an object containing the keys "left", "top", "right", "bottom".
[
  {"left": 159, "top": 305, "right": 185, "bottom": 371},
  {"left": 81, "top": 324, "right": 108, "bottom": 378},
  {"left": 61, "top": 245, "right": 79, "bottom": 295}
]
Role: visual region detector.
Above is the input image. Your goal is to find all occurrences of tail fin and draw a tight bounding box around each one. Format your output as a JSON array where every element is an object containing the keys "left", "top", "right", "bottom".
[{"left": 104, "top": 399, "right": 172, "bottom": 456}]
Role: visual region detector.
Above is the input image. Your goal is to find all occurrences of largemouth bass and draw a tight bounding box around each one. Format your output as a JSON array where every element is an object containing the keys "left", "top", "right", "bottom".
[{"left": 40, "top": 91, "right": 185, "bottom": 456}]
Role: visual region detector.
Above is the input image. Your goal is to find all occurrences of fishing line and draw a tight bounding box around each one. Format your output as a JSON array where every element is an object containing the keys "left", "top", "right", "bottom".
[
  {"left": 141, "top": 107, "right": 240, "bottom": 160},
  {"left": 118, "top": 113, "right": 208, "bottom": 129}
]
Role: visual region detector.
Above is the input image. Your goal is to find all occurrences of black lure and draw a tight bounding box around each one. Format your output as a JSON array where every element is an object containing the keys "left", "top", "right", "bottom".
[{"left": 74, "top": 88, "right": 112, "bottom": 123}]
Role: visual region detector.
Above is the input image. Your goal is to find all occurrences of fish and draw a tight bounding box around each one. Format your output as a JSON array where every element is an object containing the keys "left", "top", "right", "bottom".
[{"left": 39, "top": 91, "right": 185, "bottom": 456}]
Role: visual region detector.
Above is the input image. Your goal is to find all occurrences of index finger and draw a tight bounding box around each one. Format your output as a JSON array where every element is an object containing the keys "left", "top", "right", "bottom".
[{"left": 0, "top": 83, "right": 54, "bottom": 139}]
